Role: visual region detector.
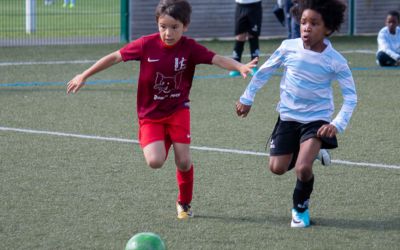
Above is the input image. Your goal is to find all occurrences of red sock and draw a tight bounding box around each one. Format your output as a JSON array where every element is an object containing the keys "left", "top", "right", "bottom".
[{"left": 176, "top": 165, "right": 194, "bottom": 205}]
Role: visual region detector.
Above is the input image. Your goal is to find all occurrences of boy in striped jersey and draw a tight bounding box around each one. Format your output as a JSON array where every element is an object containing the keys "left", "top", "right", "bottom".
[{"left": 236, "top": 0, "right": 357, "bottom": 228}]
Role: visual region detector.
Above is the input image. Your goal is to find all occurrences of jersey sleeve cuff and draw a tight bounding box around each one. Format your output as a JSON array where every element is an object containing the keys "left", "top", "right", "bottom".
[
  {"left": 330, "top": 122, "right": 343, "bottom": 134},
  {"left": 239, "top": 96, "right": 253, "bottom": 106}
]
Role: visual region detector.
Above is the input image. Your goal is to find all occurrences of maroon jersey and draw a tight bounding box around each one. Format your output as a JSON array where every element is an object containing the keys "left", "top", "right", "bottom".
[{"left": 120, "top": 33, "right": 216, "bottom": 119}]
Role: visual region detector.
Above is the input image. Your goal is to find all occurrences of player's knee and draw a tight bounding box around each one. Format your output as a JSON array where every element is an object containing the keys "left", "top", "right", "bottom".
[
  {"left": 175, "top": 158, "right": 191, "bottom": 171},
  {"left": 269, "top": 162, "right": 287, "bottom": 175},
  {"left": 146, "top": 157, "right": 165, "bottom": 169},
  {"left": 295, "top": 163, "right": 312, "bottom": 180},
  {"left": 236, "top": 33, "right": 247, "bottom": 41}
]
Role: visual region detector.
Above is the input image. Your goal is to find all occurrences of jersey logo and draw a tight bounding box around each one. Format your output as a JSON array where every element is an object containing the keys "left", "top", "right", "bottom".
[
  {"left": 251, "top": 24, "right": 259, "bottom": 33},
  {"left": 147, "top": 58, "right": 159, "bottom": 62},
  {"left": 270, "top": 139, "right": 275, "bottom": 149},
  {"left": 174, "top": 57, "right": 186, "bottom": 71}
]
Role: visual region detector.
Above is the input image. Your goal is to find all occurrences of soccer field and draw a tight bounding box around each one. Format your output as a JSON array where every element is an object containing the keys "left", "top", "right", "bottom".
[
  {"left": 0, "top": 36, "right": 399, "bottom": 249},
  {"left": 1, "top": 0, "right": 120, "bottom": 40}
]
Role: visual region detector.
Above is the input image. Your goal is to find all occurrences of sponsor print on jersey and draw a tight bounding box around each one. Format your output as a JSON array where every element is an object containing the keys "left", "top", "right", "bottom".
[{"left": 153, "top": 71, "right": 183, "bottom": 100}]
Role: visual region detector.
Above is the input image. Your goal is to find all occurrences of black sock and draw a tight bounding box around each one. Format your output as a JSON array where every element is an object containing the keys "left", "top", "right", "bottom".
[
  {"left": 232, "top": 40, "right": 245, "bottom": 62},
  {"left": 293, "top": 176, "right": 314, "bottom": 213},
  {"left": 248, "top": 37, "right": 260, "bottom": 60}
]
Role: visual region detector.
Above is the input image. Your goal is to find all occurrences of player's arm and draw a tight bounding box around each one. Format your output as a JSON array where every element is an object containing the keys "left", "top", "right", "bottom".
[
  {"left": 67, "top": 50, "right": 123, "bottom": 94},
  {"left": 236, "top": 101, "right": 252, "bottom": 118},
  {"left": 318, "top": 65, "right": 357, "bottom": 137},
  {"left": 211, "top": 55, "right": 257, "bottom": 78},
  {"left": 235, "top": 48, "right": 284, "bottom": 118}
]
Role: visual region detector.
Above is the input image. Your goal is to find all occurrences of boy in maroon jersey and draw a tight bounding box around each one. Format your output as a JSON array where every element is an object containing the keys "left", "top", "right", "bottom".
[{"left": 67, "top": 0, "right": 256, "bottom": 219}]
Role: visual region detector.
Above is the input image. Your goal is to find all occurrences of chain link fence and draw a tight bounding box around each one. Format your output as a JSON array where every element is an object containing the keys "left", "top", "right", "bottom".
[
  {"left": 0, "top": 0, "right": 121, "bottom": 46},
  {"left": 2, "top": 0, "right": 399, "bottom": 46}
]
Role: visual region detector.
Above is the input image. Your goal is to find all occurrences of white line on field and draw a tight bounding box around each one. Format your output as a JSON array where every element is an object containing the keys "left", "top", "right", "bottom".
[
  {"left": 0, "top": 126, "right": 138, "bottom": 144},
  {"left": 1, "top": 126, "right": 399, "bottom": 170},
  {"left": 340, "top": 49, "right": 376, "bottom": 54},
  {"left": 0, "top": 60, "right": 97, "bottom": 66},
  {"left": 0, "top": 50, "right": 376, "bottom": 67}
]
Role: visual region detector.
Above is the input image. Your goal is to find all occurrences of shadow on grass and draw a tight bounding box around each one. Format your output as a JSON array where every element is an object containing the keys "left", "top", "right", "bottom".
[
  {"left": 312, "top": 217, "right": 400, "bottom": 231},
  {"left": 194, "top": 214, "right": 287, "bottom": 226}
]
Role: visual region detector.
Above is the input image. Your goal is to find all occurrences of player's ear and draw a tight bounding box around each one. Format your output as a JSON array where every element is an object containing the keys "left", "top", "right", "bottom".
[
  {"left": 183, "top": 24, "right": 189, "bottom": 32},
  {"left": 325, "top": 29, "right": 333, "bottom": 36}
]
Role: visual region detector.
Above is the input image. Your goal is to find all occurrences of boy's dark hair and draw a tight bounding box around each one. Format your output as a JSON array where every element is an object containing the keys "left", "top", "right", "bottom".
[
  {"left": 299, "top": 0, "right": 346, "bottom": 36},
  {"left": 155, "top": 0, "right": 191, "bottom": 26},
  {"left": 387, "top": 10, "right": 400, "bottom": 21}
]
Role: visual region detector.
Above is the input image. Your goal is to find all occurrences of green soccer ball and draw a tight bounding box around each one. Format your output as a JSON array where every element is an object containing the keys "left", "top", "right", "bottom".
[{"left": 125, "top": 232, "right": 166, "bottom": 250}]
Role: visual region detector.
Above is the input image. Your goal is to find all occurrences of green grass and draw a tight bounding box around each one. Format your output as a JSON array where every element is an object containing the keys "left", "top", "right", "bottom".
[
  {"left": 0, "top": 0, "right": 120, "bottom": 39},
  {"left": 0, "top": 36, "right": 399, "bottom": 249}
]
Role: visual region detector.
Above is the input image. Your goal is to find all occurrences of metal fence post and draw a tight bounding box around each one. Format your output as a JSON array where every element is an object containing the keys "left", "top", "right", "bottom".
[
  {"left": 120, "top": 0, "right": 129, "bottom": 43},
  {"left": 349, "top": 0, "right": 355, "bottom": 36},
  {"left": 25, "top": 0, "right": 36, "bottom": 34}
]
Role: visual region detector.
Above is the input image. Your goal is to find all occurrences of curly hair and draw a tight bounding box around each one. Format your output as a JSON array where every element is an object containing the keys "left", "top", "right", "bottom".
[{"left": 299, "top": 0, "right": 347, "bottom": 35}]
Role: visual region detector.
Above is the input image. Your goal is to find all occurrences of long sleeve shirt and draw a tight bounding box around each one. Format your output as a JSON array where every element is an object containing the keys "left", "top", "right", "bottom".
[
  {"left": 240, "top": 38, "right": 357, "bottom": 133},
  {"left": 377, "top": 26, "right": 400, "bottom": 61}
]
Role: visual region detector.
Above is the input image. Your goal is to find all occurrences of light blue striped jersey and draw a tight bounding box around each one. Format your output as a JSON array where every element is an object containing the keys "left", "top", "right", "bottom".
[{"left": 240, "top": 38, "right": 357, "bottom": 133}]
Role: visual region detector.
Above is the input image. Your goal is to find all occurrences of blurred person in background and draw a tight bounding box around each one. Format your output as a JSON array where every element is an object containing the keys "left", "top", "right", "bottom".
[
  {"left": 284, "top": 0, "right": 301, "bottom": 38},
  {"left": 63, "top": 0, "right": 75, "bottom": 8},
  {"left": 376, "top": 10, "right": 400, "bottom": 67},
  {"left": 289, "top": 0, "right": 301, "bottom": 38},
  {"left": 229, "top": 0, "right": 262, "bottom": 77},
  {"left": 44, "top": 0, "right": 54, "bottom": 5}
]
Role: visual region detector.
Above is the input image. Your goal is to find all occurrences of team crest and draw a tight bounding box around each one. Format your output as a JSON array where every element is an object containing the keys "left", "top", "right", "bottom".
[{"left": 175, "top": 57, "right": 186, "bottom": 71}]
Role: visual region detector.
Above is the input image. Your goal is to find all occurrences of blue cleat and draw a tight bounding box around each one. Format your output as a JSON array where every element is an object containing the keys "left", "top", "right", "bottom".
[
  {"left": 291, "top": 208, "right": 310, "bottom": 228},
  {"left": 229, "top": 70, "right": 241, "bottom": 77},
  {"left": 250, "top": 66, "right": 259, "bottom": 76}
]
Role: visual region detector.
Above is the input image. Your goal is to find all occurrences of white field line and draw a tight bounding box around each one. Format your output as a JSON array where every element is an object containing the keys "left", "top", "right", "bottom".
[
  {"left": 0, "top": 126, "right": 138, "bottom": 144},
  {"left": 340, "top": 49, "right": 376, "bottom": 54},
  {"left": 0, "top": 60, "right": 96, "bottom": 66},
  {"left": 1, "top": 126, "right": 399, "bottom": 170},
  {"left": 0, "top": 50, "right": 376, "bottom": 67}
]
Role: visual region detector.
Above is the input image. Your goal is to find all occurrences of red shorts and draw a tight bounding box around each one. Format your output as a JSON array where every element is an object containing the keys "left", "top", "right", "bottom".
[{"left": 138, "top": 108, "right": 191, "bottom": 148}]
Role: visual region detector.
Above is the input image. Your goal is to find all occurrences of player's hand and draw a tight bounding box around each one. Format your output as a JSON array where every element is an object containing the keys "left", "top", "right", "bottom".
[
  {"left": 67, "top": 74, "right": 86, "bottom": 94},
  {"left": 240, "top": 57, "right": 258, "bottom": 78},
  {"left": 317, "top": 124, "right": 337, "bottom": 138},
  {"left": 236, "top": 100, "right": 252, "bottom": 118}
]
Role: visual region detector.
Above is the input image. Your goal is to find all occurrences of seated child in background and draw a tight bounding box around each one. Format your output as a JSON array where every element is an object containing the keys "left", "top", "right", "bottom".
[{"left": 376, "top": 10, "right": 400, "bottom": 67}]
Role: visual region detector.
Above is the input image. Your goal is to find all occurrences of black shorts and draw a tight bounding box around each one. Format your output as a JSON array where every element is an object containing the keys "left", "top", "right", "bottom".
[
  {"left": 234, "top": 1, "right": 262, "bottom": 36},
  {"left": 269, "top": 117, "right": 338, "bottom": 156}
]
